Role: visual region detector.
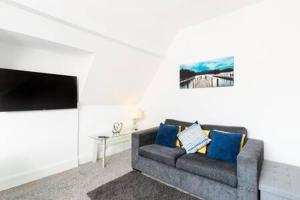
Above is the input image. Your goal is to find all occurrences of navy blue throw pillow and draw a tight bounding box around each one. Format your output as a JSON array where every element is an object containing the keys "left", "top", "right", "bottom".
[
  {"left": 207, "top": 130, "right": 243, "bottom": 163},
  {"left": 155, "top": 123, "right": 179, "bottom": 148}
]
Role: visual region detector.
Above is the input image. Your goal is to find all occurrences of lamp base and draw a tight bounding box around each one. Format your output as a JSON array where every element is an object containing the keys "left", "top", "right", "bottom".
[{"left": 132, "top": 119, "right": 138, "bottom": 132}]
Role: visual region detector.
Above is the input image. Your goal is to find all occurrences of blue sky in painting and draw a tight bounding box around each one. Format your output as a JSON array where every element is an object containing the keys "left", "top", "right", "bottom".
[{"left": 180, "top": 56, "right": 234, "bottom": 73}]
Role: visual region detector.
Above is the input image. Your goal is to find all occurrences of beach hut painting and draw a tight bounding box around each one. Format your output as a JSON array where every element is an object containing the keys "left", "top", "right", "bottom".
[{"left": 180, "top": 56, "right": 234, "bottom": 89}]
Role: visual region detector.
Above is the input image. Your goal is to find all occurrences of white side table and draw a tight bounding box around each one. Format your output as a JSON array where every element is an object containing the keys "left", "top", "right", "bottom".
[
  {"left": 259, "top": 160, "right": 300, "bottom": 200},
  {"left": 89, "top": 131, "right": 132, "bottom": 168}
]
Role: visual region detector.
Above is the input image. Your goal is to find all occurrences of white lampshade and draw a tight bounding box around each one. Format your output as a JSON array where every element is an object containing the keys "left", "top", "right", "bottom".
[{"left": 131, "top": 108, "right": 144, "bottom": 119}]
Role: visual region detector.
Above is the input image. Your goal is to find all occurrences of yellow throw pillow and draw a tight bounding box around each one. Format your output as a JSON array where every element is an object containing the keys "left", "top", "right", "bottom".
[
  {"left": 176, "top": 126, "right": 182, "bottom": 147},
  {"left": 196, "top": 130, "right": 210, "bottom": 154},
  {"left": 240, "top": 133, "right": 246, "bottom": 150},
  {"left": 176, "top": 139, "right": 181, "bottom": 147}
]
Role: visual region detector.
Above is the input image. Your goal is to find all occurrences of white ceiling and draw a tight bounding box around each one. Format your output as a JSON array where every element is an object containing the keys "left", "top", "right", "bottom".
[
  {"left": 0, "top": 29, "right": 92, "bottom": 55},
  {"left": 6, "top": 0, "right": 261, "bottom": 56}
]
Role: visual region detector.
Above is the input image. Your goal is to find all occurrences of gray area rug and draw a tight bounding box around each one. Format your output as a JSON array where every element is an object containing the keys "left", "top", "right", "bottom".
[{"left": 87, "top": 171, "right": 199, "bottom": 200}]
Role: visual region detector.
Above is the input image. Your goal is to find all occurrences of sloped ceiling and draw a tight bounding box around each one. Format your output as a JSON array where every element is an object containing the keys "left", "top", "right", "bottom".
[
  {"left": 5, "top": 0, "right": 261, "bottom": 56},
  {"left": 1, "top": 0, "right": 261, "bottom": 105}
]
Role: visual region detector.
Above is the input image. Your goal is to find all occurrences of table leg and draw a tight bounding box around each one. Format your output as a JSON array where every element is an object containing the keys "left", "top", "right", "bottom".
[
  {"left": 92, "top": 141, "right": 98, "bottom": 163},
  {"left": 102, "top": 138, "right": 106, "bottom": 168}
]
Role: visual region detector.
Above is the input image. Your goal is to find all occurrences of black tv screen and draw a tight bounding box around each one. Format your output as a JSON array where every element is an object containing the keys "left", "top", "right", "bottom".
[{"left": 0, "top": 68, "right": 78, "bottom": 112}]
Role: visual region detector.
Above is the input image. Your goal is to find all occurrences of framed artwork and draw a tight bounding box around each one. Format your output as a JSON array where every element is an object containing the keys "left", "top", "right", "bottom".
[{"left": 180, "top": 56, "right": 234, "bottom": 89}]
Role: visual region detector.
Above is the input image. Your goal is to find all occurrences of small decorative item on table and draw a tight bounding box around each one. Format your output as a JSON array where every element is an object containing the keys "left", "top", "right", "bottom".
[{"left": 112, "top": 122, "right": 123, "bottom": 135}]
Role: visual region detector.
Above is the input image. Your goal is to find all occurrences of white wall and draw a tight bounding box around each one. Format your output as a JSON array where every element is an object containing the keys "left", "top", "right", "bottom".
[
  {"left": 0, "top": 110, "right": 78, "bottom": 191},
  {"left": 0, "top": 0, "right": 159, "bottom": 191},
  {"left": 79, "top": 105, "right": 134, "bottom": 164},
  {"left": 140, "top": 0, "right": 300, "bottom": 167},
  {"left": 0, "top": 1, "right": 156, "bottom": 190},
  {"left": 0, "top": 40, "right": 93, "bottom": 191}
]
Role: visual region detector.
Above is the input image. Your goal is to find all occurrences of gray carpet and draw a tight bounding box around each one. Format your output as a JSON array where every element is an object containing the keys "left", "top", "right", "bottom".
[
  {"left": 87, "top": 171, "right": 199, "bottom": 200},
  {"left": 0, "top": 150, "right": 132, "bottom": 200}
]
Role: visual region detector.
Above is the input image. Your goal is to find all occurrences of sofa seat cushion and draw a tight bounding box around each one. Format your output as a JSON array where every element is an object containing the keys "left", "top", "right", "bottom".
[
  {"left": 176, "top": 153, "right": 237, "bottom": 187},
  {"left": 139, "top": 144, "right": 186, "bottom": 167}
]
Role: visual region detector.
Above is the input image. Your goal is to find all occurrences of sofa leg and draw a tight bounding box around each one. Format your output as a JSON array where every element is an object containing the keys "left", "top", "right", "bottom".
[
  {"left": 238, "top": 189, "right": 258, "bottom": 200},
  {"left": 132, "top": 168, "right": 141, "bottom": 173}
]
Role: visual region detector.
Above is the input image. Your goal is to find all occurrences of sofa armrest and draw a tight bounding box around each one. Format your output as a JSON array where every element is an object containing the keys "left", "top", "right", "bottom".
[
  {"left": 237, "top": 139, "right": 264, "bottom": 199},
  {"left": 132, "top": 127, "right": 159, "bottom": 148},
  {"left": 131, "top": 127, "right": 159, "bottom": 169}
]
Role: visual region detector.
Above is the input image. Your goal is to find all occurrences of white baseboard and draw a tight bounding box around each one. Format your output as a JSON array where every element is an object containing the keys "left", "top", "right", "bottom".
[
  {"left": 79, "top": 153, "right": 92, "bottom": 164},
  {"left": 0, "top": 158, "right": 78, "bottom": 192},
  {"left": 79, "top": 140, "right": 131, "bottom": 165},
  {"left": 0, "top": 139, "right": 131, "bottom": 191}
]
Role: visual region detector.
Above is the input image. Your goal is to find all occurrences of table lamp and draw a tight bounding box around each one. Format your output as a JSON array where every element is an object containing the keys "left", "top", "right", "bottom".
[{"left": 131, "top": 108, "right": 144, "bottom": 131}]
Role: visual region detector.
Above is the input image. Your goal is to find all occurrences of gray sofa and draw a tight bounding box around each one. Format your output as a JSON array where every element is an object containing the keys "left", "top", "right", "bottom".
[{"left": 132, "top": 119, "right": 264, "bottom": 200}]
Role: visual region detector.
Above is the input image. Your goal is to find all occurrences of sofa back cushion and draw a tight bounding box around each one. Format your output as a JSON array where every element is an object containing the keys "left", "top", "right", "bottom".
[
  {"left": 165, "top": 119, "right": 248, "bottom": 142},
  {"left": 165, "top": 119, "right": 193, "bottom": 129}
]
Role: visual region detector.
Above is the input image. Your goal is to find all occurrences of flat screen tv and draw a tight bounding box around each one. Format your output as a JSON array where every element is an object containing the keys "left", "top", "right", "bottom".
[{"left": 0, "top": 68, "right": 78, "bottom": 112}]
